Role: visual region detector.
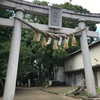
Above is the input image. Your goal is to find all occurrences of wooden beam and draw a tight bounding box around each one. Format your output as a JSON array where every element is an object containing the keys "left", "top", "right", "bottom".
[{"left": 0, "top": 18, "right": 99, "bottom": 38}]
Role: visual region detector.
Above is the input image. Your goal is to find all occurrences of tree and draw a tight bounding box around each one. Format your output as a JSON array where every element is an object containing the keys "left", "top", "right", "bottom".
[
  {"left": 0, "top": 0, "right": 97, "bottom": 85},
  {"left": 18, "top": 0, "right": 96, "bottom": 81},
  {"left": 0, "top": 8, "right": 13, "bottom": 78}
]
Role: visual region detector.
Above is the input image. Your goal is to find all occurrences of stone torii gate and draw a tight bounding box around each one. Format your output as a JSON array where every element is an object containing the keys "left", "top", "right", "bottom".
[{"left": 0, "top": 0, "right": 100, "bottom": 100}]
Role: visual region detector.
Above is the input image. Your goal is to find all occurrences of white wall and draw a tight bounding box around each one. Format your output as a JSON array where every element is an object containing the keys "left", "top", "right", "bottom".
[
  {"left": 90, "top": 44, "right": 100, "bottom": 66},
  {"left": 65, "top": 42, "right": 100, "bottom": 72},
  {"left": 65, "top": 53, "right": 83, "bottom": 71}
]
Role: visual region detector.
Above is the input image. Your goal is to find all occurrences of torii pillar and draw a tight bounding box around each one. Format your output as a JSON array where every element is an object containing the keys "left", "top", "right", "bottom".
[
  {"left": 78, "top": 18, "right": 97, "bottom": 98},
  {"left": 3, "top": 7, "right": 24, "bottom": 100}
]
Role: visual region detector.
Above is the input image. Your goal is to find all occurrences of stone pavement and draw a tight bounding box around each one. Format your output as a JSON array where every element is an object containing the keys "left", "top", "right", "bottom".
[{"left": 0, "top": 87, "right": 82, "bottom": 100}]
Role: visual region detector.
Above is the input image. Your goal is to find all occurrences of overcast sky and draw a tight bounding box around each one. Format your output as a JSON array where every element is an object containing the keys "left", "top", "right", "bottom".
[{"left": 24, "top": 0, "right": 100, "bottom": 35}]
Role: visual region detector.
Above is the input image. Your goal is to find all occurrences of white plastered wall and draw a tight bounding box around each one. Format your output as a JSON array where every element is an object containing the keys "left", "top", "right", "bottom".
[{"left": 65, "top": 42, "right": 100, "bottom": 72}]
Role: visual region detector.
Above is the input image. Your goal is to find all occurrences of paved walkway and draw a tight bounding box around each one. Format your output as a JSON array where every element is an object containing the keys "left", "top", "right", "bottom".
[{"left": 0, "top": 87, "right": 81, "bottom": 100}]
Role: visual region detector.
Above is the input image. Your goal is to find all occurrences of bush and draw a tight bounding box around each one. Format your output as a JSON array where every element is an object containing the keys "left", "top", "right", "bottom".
[{"left": 52, "top": 81, "right": 66, "bottom": 86}]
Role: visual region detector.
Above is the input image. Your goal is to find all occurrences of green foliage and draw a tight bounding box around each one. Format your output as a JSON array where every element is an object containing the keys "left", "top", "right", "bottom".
[
  {"left": 52, "top": 47, "right": 68, "bottom": 66},
  {"left": 17, "top": 30, "right": 37, "bottom": 81},
  {"left": 60, "top": 2, "right": 90, "bottom": 13},
  {"left": 33, "top": 0, "right": 49, "bottom": 6},
  {"left": 0, "top": 8, "right": 13, "bottom": 18},
  {"left": 0, "top": 9, "right": 13, "bottom": 78},
  {"left": 0, "top": 8, "right": 13, "bottom": 42},
  {"left": 96, "top": 88, "right": 100, "bottom": 93}
]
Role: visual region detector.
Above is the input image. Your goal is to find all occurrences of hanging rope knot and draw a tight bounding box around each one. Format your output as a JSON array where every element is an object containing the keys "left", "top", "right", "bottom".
[
  {"left": 63, "top": 36, "right": 69, "bottom": 49},
  {"left": 13, "top": 17, "right": 87, "bottom": 50},
  {"left": 72, "top": 34, "right": 77, "bottom": 46},
  {"left": 53, "top": 39, "right": 58, "bottom": 50},
  {"left": 42, "top": 36, "right": 47, "bottom": 47},
  {"left": 33, "top": 32, "right": 39, "bottom": 42}
]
